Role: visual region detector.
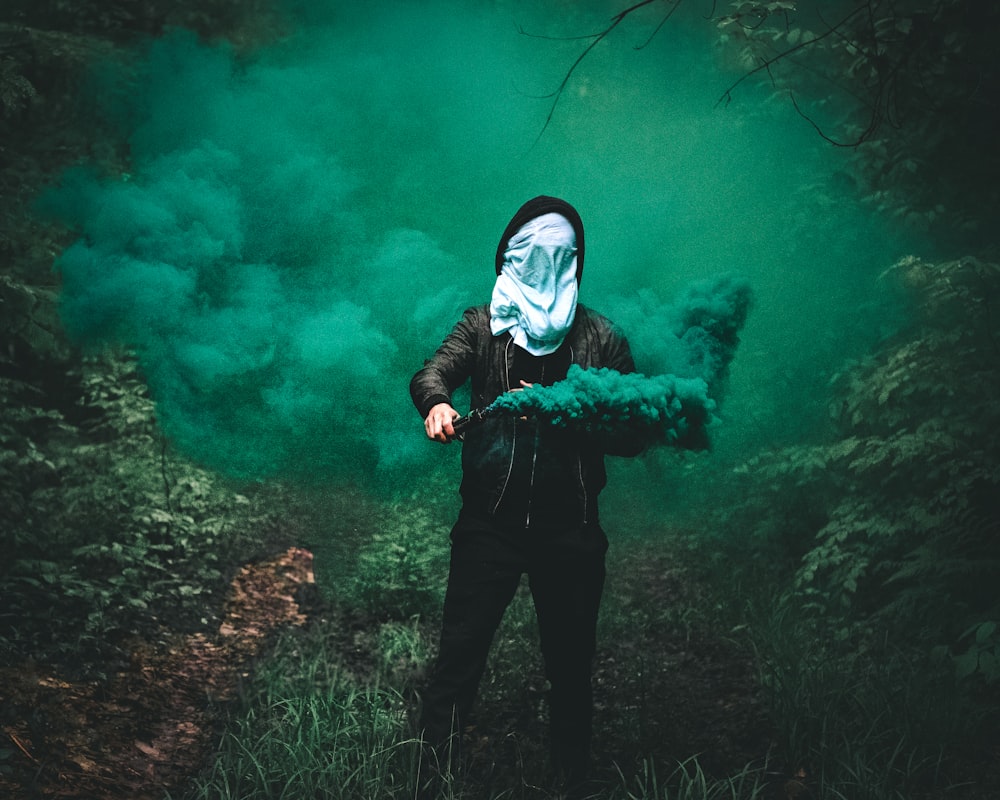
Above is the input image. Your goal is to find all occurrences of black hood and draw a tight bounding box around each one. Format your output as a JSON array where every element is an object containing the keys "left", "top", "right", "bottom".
[{"left": 494, "top": 195, "right": 585, "bottom": 282}]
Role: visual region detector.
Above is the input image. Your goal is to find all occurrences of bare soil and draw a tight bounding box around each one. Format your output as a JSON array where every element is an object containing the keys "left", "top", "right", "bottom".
[{"left": 0, "top": 547, "right": 316, "bottom": 799}]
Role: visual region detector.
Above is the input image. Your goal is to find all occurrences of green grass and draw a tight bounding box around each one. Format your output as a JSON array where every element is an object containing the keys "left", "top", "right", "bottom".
[
  {"left": 177, "top": 622, "right": 429, "bottom": 800},
  {"left": 610, "top": 757, "right": 767, "bottom": 800},
  {"left": 743, "top": 600, "right": 976, "bottom": 800},
  {"left": 177, "top": 592, "right": 773, "bottom": 800},
  {"left": 182, "top": 688, "right": 424, "bottom": 799},
  {"left": 178, "top": 531, "right": 989, "bottom": 800}
]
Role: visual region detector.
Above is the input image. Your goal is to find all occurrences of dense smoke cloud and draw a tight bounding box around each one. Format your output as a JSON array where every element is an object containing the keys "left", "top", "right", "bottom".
[
  {"left": 490, "top": 366, "right": 715, "bottom": 448},
  {"left": 45, "top": 30, "right": 468, "bottom": 480},
  {"left": 606, "top": 275, "right": 753, "bottom": 397},
  {"left": 481, "top": 275, "right": 753, "bottom": 447},
  {"left": 43, "top": 1, "right": 918, "bottom": 488}
]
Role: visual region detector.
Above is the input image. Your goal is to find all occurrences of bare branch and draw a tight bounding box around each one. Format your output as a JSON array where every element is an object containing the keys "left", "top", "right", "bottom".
[
  {"left": 714, "top": 3, "right": 869, "bottom": 109},
  {"left": 788, "top": 90, "right": 878, "bottom": 147},
  {"left": 515, "top": 23, "right": 608, "bottom": 44},
  {"left": 634, "top": 0, "right": 683, "bottom": 51},
  {"left": 524, "top": 0, "right": 666, "bottom": 145}
]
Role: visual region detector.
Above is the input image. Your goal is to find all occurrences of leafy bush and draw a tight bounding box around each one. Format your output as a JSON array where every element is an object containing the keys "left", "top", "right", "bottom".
[
  {"left": 662, "top": 255, "right": 1000, "bottom": 797},
  {"left": 350, "top": 501, "right": 451, "bottom": 621},
  {"left": 713, "top": 1, "right": 1000, "bottom": 245},
  {"left": 0, "top": 330, "right": 295, "bottom": 675},
  {"left": 713, "top": 256, "right": 1000, "bottom": 655}
]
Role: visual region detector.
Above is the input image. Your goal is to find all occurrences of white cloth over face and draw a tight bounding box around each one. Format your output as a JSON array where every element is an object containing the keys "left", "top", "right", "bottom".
[{"left": 489, "top": 212, "right": 579, "bottom": 356}]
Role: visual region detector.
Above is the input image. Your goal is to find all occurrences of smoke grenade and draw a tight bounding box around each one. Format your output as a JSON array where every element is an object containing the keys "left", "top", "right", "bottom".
[{"left": 451, "top": 406, "right": 499, "bottom": 437}]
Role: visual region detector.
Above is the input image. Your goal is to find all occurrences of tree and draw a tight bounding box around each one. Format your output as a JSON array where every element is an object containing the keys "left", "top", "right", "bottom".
[{"left": 532, "top": 0, "right": 1000, "bottom": 246}]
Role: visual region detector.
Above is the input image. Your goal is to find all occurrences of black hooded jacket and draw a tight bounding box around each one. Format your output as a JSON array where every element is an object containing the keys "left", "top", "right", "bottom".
[{"left": 409, "top": 197, "right": 645, "bottom": 530}]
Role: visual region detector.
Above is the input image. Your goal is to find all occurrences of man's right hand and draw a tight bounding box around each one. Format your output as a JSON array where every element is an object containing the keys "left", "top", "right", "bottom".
[{"left": 424, "top": 403, "right": 459, "bottom": 443}]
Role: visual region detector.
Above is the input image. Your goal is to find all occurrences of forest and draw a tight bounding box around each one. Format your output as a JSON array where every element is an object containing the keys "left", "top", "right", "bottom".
[{"left": 1, "top": 0, "right": 998, "bottom": 798}]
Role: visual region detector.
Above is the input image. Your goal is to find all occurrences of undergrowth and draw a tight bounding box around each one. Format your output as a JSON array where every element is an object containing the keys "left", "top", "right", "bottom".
[{"left": 177, "top": 597, "right": 774, "bottom": 800}]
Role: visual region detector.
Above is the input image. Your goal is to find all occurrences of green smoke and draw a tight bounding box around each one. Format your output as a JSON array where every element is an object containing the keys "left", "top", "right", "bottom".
[
  {"left": 490, "top": 365, "right": 714, "bottom": 449},
  {"left": 41, "top": 1, "right": 920, "bottom": 489},
  {"left": 45, "top": 30, "right": 465, "bottom": 481},
  {"left": 607, "top": 274, "right": 753, "bottom": 399},
  {"left": 483, "top": 274, "right": 752, "bottom": 447}
]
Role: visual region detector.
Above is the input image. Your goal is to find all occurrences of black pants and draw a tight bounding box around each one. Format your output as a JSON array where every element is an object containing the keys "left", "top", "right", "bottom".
[{"left": 419, "top": 511, "right": 607, "bottom": 785}]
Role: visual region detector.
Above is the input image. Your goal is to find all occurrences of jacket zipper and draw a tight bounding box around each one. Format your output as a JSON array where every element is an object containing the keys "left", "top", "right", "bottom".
[
  {"left": 524, "top": 360, "right": 545, "bottom": 528},
  {"left": 491, "top": 340, "right": 589, "bottom": 526},
  {"left": 491, "top": 338, "right": 517, "bottom": 516},
  {"left": 570, "top": 344, "right": 588, "bottom": 525}
]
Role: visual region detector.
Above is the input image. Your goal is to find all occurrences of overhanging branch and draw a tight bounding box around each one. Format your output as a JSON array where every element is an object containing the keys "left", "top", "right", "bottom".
[{"left": 521, "top": 0, "right": 668, "bottom": 144}]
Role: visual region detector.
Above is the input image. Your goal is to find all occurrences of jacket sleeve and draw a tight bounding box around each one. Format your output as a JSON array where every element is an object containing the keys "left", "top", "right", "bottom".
[{"left": 409, "top": 306, "right": 481, "bottom": 419}]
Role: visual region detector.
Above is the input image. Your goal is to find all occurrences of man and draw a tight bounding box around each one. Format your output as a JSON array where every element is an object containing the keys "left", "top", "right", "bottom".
[{"left": 410, "top": 196, "right": 646, "bottom": 794}]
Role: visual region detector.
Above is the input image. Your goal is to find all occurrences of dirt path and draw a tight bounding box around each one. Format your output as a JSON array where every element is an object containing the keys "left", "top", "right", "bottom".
[
  {"left": 594, "top": 548, "right": 771, "bottom": 778},
  {"left": 0, "top": 547, "right": 315, "bottom": 799}
]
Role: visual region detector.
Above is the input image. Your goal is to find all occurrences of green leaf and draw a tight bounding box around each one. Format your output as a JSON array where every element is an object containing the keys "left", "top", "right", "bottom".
[
  {"left": 955, "top": 650, "right": 979, "bottom": 679},
  {"left": 976, "top": 621, "right": 997, "bottom": 644},
  {"left": 979, "top": 651, "right": 999, "bottom": 682}
]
